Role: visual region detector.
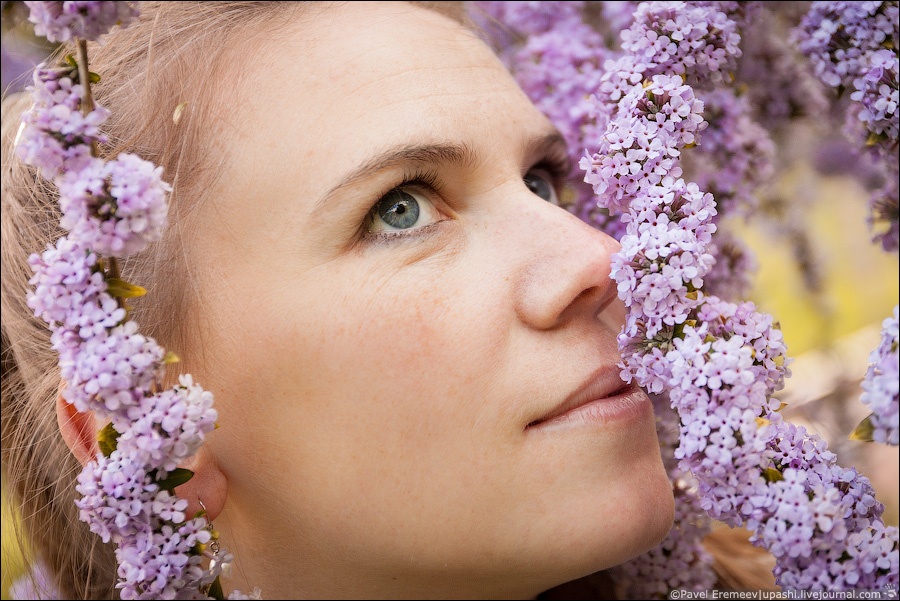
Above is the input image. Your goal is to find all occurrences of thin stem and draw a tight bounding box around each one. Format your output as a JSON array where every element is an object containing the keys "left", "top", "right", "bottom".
[
  {"left": 75, "top": 38, "right": 122, "bottom": 286},
  {"left": 75, "top": 38, "right": 99, "bottom": 158}
]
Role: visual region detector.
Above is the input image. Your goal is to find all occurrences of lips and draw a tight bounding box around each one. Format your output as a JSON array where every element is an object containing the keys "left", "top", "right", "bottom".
[{"left": 526, "top": 365, "right": 633, "bottom": 429}]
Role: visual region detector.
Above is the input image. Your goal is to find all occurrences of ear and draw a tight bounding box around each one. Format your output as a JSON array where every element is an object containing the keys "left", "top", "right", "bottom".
[
  {"left": 174, "top": 446, "right": 228, "bottom": 523},
  {"left": 57, "top": 382, "right": 228, "bottom": 521},
  {"left": 56, "top": 382, "right": 99, "bottom": 466}
]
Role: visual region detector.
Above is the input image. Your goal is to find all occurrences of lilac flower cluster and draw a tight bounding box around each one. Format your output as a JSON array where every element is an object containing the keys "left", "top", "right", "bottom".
[
  {"left": 792, "top": 2, "right": 898, "bottom": 90},
  {"left": 582, "top": 75, "right": 706, "bottom": 214},
  {"left": 470, "top": 0, "right": 583, "bottom": 38},
  {"left": 57, "top": 153, "right": 171, "bottom": 257},
  {"left": 793, "top": 1, "right": 899, "bottom": 250},
  {"left": 20, "top": 2, "right": 257, "bottom": 599},
  {"left": 850, "top": 48, "right": 899, "bottom": 154},
  {"left": 17, "top": 64, "right": 171, "bottom": 257},
  {"left": 511, "top": 21, "right": 610, "bottom": 207},
  {"left": 117, "top": 375, "right": 219, "bottom": 473},
  {"left": 581, "top": 0, "right": 899, "bottom": 591},
  {"left": 15, "top": 65, "right": 106, "bottom": 180},
  {"left": 735, "top": 8, "right": 830, "bottom": 131},
  {"left": 604, "top": 1, "right": 742, "bottom": 100},
  {"left": 682, "top": 89, "right": 775, "bottom": 218},
  {"left": 860, "top": 306, "right": 900, "bottom": 445},
  {"left": 611, "top": 178, "right": 716, "bottom": 347},
  {"left": 24, "top": 0, "right": 139, "bottom": 43}
]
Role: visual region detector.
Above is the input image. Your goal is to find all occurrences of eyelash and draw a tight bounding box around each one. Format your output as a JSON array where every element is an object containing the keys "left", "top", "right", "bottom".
[{"left": 362, "top": 154, "right": 571, "bottom": 244}]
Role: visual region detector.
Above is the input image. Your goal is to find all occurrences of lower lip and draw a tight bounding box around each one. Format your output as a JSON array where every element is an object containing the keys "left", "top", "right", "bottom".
[{"left": 527, "top": 385, "right": 651, "bottom": 432}]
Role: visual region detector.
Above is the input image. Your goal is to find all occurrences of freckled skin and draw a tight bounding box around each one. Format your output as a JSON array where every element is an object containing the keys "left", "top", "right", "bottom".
[{"left": 183, "top": 2, "right": 673, "bottom": 598}]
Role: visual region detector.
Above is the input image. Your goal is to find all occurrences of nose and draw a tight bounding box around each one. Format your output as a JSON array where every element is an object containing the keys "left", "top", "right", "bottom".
[{"left": 511, "top": 194, "right": 622, "bottom": 331}]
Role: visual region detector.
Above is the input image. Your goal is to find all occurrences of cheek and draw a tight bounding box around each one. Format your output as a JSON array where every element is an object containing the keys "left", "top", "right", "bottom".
[{"left": 209, "top": 257, "right": 513, "bottom": 503}]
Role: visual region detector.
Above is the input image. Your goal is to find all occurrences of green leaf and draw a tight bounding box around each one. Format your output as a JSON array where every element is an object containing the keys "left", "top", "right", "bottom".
[
  {"left": 209, "top": 576, "right": 225, "bottom": 601},
  {"left": 156, "top": 468, "right": 194, "bottom": 492},
  {"left": 97, "top": 422, "right": 120, "bottom": 457},
  {"left": 162, "top": 351, "right": 180, "bottom": 364},
  {"left": 763, "top": 466, "right": 784, "bottom": 483},
  {"left": 65, "top": 54, "right": 78, "bottom": 68},
  {"left": 849, "top": 415, "right": 875, "bottom": 442},
  {"left": 88, "top": 71, "right": 101, "bottom": 83},
  {"left": 106, "top": 278, "right": 147, "bottom": 299}
]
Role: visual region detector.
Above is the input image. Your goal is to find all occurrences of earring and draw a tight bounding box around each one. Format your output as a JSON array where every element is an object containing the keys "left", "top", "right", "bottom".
[
  {"left": 198, "top": 500, "right": 221, "bottom": 556},
  {"left": 198, "top": 499, "right": 229, "bottom": 580}
]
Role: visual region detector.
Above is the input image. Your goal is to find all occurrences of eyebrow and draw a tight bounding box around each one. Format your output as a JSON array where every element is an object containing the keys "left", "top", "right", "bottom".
[{"left": 310, "top": 130, "right": 569, "bottom": 215}]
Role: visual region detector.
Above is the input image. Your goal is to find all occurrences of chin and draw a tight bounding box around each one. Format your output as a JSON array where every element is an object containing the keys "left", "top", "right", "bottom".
[
  {"left": 567, "top": 436, "right": 676, "bottom": 584},
  {"left": 606, "top": 453, "right": 676, "bottom": 570}
]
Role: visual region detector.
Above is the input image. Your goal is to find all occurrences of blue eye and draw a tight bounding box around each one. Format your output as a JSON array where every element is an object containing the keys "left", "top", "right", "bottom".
[
  {"left": 373, "top": 189, "right": 420, "bottom": 229},
  {"left": 524, "top": 170, "right": 559, "bottom": 205},
  {"left": 367, "top": 185, "right": 442, "bottom": 235}
]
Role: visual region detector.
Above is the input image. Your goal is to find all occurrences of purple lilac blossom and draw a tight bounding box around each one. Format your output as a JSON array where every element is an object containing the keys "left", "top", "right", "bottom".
[
  {"left": 851, "top": 48, "right": 899, "bottom": 154},
  {"left": 581, "top": 75, "right": 706, "bottom": 214},
  {"left": 611, "top": 179, "right": 717, "bottom": 343},
  {"left": 512, "top": 23, "right": 609, "bottom": 169},
  {"left": 586, "top": 1, "right": 899, "bottom": 588},
  {"left": 793, "top": 2, "right": 899, "bottom": 160},
  {"left": 117, "top": 374, "right": 219, "bottom": 472},
  {"left": 20, "top": 3, "right": 251, "bottom": 598},
  {"left": 860, "top": 306, "right": 900, "bottom": 445},
  {"left": 115, "top": 519, "right": 210, "bottom": 600},
  {"left": 74, "top": 450, "right": 181, "bottom": 544},
  {"left": 25, "top": 1, "right": 139, "bottom": 43},
  {"left": 470, "top": 0, "right": 583, "bottom": 38},
  {"left": 792, "top": 1, "right": 899, "bottom": 90},
  {"left": 15, "top": 65, "right": 107, "bottom": 180},
  {"left": 683, "top": 88, "right": 775, "bottom": 218},
  {"left": 61, "top": 320, "right": 164, "bottom": 427},
  {"left": 616, "top": 1, "right": 742, "bottom": 87},
  {"left": 735, "top": 8, "right": 830, "bottom": 131},
  {"left": 597, "top": 1, "right": 638, "bottom": 44},
  {"left": 57, "top": 152, "right": 171, "bottom": 257},
  {"left": 26, "top": 234, "right": 123, "bottom": 336},
  {"left": 467, "top": 0, "right": 585, "bottom": 67}
]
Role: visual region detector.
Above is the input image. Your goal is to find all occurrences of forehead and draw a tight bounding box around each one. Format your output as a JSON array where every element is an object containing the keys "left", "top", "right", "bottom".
[{"left": 228, "top": 1, "right": 550, "bottom": 199}]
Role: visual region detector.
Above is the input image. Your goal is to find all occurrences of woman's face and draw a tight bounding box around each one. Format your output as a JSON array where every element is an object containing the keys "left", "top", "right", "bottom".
[{"left": 189, "top": 2, "right": 673, "bottom": 597}]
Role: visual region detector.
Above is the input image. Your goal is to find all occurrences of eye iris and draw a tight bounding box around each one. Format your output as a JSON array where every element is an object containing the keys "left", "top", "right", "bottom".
[
  {"left": 376, "top": 189, "right": 420, "bottom": 229},
  {"left": 524, "top": 173, "right": 553, "bottom": 202}
]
